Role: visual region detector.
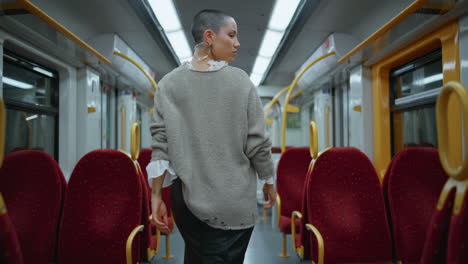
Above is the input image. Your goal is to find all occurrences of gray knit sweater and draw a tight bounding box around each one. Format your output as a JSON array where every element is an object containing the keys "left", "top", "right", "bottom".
[{"left": 150, "top": 63, "right": 274, "bottom": 230}]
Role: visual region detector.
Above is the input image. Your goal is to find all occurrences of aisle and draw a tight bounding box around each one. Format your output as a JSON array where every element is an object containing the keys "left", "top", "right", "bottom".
[{"left": 151, "top": 206, "right": 306, "bottom": 264}]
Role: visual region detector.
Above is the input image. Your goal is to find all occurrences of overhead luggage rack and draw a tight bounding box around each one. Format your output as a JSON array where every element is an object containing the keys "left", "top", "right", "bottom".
[{"left": 0, "top": 0, "right": 111, "bottom": 66}]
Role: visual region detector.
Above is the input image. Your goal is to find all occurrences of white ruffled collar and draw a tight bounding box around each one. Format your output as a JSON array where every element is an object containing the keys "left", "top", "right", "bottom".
[{"left": 184, "top": 60, "right": 228, "bottom": 72}]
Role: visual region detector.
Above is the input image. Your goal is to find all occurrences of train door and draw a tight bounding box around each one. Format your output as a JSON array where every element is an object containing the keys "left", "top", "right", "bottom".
[{"left": 2, "top": 50, "right": 59, "bottom": 159}]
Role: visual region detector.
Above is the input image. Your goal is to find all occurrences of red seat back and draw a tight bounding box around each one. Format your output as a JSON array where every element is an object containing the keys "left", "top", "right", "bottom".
[
  {"left": 277, "top": 147, "right": 311, "bottom": 219},
  {"left": 0, "top": 150, "right": 65, "bottom": 264},
  {"left": 385, "top": 147, "right": 448, "bottom": 263},
  {"left": 58, "top": 150, "right": 142, "bottom": 263},
  {"left": 420, "top": 189, "right": 455, "bottom": 264},
  {"left": 447, "top": 189, "right": 468, "bottom": 264},
  {"left": 307, "top": 147, "right": 392, "bottom": 263}
]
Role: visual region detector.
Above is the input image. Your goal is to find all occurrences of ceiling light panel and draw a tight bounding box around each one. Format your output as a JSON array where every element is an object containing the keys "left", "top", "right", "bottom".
[
  {"left": 268, "top": 0, "right": 301, "bottom": 31},
  {"left": 166, "top": 31, "right": 192, "bottom": 60},
  {"left": 258, "top": 30, "right": 284, "bottom": 58},
  {"left": 250, "top": 73, "right": 263, "bottom": 87},
  {"left": 250, "top": 0, "right": 302, "bottom": 86},
  {"left": 252, "top": 56, "right": 272, "bottom": 75},
  {"left": 148, "top": 0, "right": 191, "bottom": 63}
]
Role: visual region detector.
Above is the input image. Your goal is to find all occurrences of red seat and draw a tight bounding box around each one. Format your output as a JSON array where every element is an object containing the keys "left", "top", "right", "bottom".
[
  {"left": 277, "top": 147, "right": 311, "bottom": 234},
  {"left": 58, "top": 150, "right": 143, "bottom": 263},
  {"left": 384, "top": 148, "right": 448, "bottom": 264},
  {"left": 0, "top": 150, "right": 65, "bottom": 264},
  {"left": 0, "top": 193, "right": 24, "bottom": 264},
  {"left": 446, "top": 187, "right": 468, "bottom": 264},
  {"left": 306, "top": 147, "right": 392, "bottom": 263},
  {"left": 276, "top": 147, "right": 311, "bottom": 256}
]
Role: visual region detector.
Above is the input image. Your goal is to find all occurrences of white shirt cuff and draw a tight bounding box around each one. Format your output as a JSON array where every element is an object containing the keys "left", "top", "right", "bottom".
[
  {"left": 265, "top": 177, "right": 275, "bottom": 185},
  {"left": 146, "top": 160, "right": 177, "bottom": 188}
]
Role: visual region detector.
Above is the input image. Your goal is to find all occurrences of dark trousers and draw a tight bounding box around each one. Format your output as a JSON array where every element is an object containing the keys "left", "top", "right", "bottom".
[{"left": 170, "top": 179, "right": 254, "bottom": 264}]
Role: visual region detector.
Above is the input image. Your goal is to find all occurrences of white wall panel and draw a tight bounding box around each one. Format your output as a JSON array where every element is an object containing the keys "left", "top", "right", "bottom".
[{"left": 76, "top": 67, "right": 101, "bottom": 159}]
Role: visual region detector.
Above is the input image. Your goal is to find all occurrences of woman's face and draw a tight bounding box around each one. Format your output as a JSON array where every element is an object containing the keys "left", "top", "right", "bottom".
[{"left": 207, "top": 17, "right": 240, "bottom": 62}]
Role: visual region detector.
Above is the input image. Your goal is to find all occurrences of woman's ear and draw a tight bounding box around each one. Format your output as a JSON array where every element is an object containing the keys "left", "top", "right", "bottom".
[{"left": 203, "top": 29, "right": 215, "bottom": 45}]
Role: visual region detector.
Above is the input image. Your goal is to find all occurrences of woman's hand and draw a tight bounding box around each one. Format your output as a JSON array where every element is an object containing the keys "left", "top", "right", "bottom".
[
  {"left": 263, "top": 183, "right": 276, "bottom": 208},
  {"left": 151, "top": 196, "right": 170, "bottom": 234}
]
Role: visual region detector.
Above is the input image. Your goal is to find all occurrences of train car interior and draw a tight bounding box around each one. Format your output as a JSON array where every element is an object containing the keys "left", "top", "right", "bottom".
[{"left": 1, "top": 0, "right": 468, "bottom": 263}]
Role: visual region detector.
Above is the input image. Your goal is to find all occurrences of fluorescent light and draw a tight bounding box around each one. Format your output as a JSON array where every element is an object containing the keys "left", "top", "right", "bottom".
[
  {"left": 33, "top": 67, "right": 54, "bottom": 77},
  {"left": 258, "top": 30, "right": 284, "bottom": 58},
  {"left": 25, "top": 115, "right": 38, "bottom": 121},
  {"left": 252, "top": 56, "right": 272, "bottom": 75},
  {"left": 148, "top": 0, "right": 181, "bottom": 32},
  {"left": 250, "top": 73, "right": 263, "bottom": 86},
  {"left": 413, "top": 73, "right": 443, "bottom": 86},
  {"left": 268, "top": 0, "right": 301, "bottom": 31},
  {"left": 249, "top": 0, "right": 301, "bottom": 86},
  {"left": 148, "top": 0, "right": 192, "bottom": 63},
  {"left": 166, "top": 31, "right": 192, "bottom": 60},
  {"left": 422, "top": 73, "right": 443, "bottom": 85},
  {"left": 3, "top": 77, "right": 34, "bottom": 89}
]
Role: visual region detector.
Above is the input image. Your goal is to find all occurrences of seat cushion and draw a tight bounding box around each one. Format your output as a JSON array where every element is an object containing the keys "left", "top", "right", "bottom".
[{"left": 279, "top": 215, "right": 300, "bottom": 234}]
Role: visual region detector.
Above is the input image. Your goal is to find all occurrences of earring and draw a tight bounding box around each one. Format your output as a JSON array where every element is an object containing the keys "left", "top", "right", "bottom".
[{"left": 194, "top": 42, "right": 211, "bottom": 61}]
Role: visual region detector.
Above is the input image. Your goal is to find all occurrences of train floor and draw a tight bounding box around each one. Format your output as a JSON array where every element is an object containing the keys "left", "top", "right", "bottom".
[{"left": 150, "top": 206, "right": 309, "bottom": 264}]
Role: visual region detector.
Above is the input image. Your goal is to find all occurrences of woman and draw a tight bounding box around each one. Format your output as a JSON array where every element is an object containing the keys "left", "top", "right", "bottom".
[{"left": 147, "top": 9, "right": 275, "bottom": 264}]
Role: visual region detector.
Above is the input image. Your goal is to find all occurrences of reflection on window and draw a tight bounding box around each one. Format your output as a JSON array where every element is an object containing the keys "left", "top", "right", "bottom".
[
  {"left": 393, "top": 106, "right": 437, "bottom": 154},
  {"left": 3, "top": 55, "right": 56, "bottom": 107},
  {"left": 390, "top": 49, "right": 441, "bottom": 155},
  {"left": 3, "top": 51, "right": 58, "bottom": 159},
  {"left": 5, "top": 109, "right": 56, "bottom": 157},
  {"left": 396, "top": 59, "right": 442, "bottom": 98}
]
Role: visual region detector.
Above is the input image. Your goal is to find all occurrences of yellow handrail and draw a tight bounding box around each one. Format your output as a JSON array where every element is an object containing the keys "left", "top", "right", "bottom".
[
  {"left": 125, "top": 225, "right": 144, "bottom": 264},
  {"left": 16, "top": 0, "right": 111, "bottom": 64},
  {"left": 264, "top": 88, "right": 304, "bottom": 124},
  {"left": 309, "top": 120, "right": 318, "bottom": 159},
  {"left": 281, "top": 51, "right": 336, "bottom": 153},
  {"left": 113, "top": 51, "right": 158, "bottom": 98},
  {"left": 0, "top": 100, "right": 5, "bottom": 168},
  {"left": 436, "top": 81, "right": 468, "bottom": 180},
  {"left": 305, "top": 223, "right": 325, "bottom": 264},
  {"left": 130, "top": 121, "right": 141, "bottom": 161},
  {"left": 435, "top": 81, "right": 468, "bottom": 215},
  {"left": 338, "top": 0, "right": 428, "bottom": 64},
  {"left": 264, "top": 86, "right": 289, "bottom": 124}
]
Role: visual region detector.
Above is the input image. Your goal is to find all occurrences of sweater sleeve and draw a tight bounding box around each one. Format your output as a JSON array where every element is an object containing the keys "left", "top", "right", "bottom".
[
  {"left": 150, "top": 89, "right": 169, "bottom": 161},
  {"left": 245, "top": 86, "right": 275, "bottom": 180}
]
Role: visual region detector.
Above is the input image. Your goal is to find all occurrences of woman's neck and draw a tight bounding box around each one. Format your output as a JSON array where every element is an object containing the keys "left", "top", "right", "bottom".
[
  {"left": 190, "top": 57, "right": 212, "bottom": 71},
  {"left": 191, "top": 46, "right": 217, "bottom": 71}
]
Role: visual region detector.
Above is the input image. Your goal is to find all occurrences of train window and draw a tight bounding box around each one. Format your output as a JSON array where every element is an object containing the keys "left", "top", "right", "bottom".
[
  {"left": 3, "top": 50, "right": 59, "bottom": 159},
  {"left": 390, "top": 49, "right": 441, "bottom": 155}
]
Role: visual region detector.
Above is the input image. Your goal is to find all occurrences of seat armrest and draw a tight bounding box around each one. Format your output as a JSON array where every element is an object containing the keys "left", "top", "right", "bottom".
[
  {"left": 126, "top": 225, "right": 144, "bottom": 264},
  {"left": 291, "top": 211, "right": 304, "bottom": 257},
  {"left": 305, "top": 223, "right": 324, "bottom": 264},
  {"left": 276, "top": 193, "right": 282, "bottom": 228}
]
